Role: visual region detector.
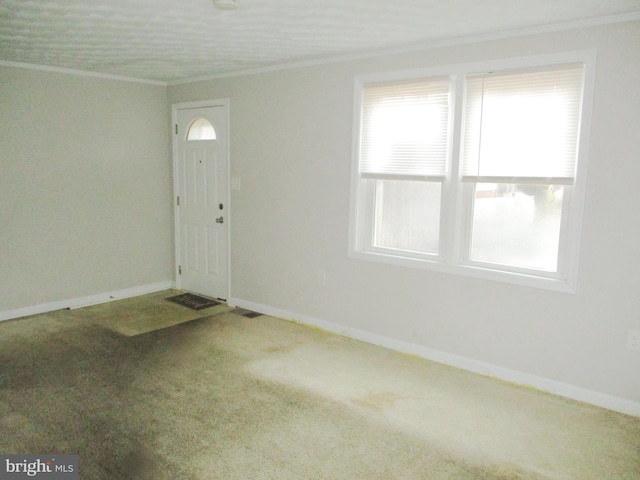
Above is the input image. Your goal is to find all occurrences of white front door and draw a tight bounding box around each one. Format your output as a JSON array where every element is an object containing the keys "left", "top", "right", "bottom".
[{"left": 174, "top": 103, "right": 229, "bottom": 300}]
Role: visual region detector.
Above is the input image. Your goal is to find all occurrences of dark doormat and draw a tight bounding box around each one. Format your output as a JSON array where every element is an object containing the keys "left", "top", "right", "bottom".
[{"left": 166, "top": 293, "right": 220, "bottom": 311}]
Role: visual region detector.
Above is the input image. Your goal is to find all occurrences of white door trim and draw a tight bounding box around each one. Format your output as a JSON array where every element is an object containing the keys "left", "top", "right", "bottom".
[{"left": 171, "top": 99, "right": 231, "bottom": 298}]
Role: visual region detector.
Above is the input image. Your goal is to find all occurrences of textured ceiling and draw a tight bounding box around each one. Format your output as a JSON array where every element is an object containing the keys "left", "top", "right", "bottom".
[{"left": 1, "top": 0, "right": 639, "bottom": 83}]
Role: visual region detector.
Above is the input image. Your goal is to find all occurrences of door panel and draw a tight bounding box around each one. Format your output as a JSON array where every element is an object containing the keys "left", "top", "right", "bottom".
[
  {"left": 206, "top": 227, "right": 220, "bottom": 275},
  {"left": 186, "top": 223, "right": 199, "bottom": 271},
  {"left": 175, "top": 104, "right": 229, "bottom": 299}
]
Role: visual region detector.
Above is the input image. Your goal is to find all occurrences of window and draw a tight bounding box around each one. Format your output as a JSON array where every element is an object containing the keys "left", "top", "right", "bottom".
[
  {"left": 360, "top": 78, "right": 451, "bottom": 256},
  {"left": 186, "top": 117, "right": 216, "bottom": 140},
  {"left": 350, "top": 54, "right": 594, "bottom": 292}
]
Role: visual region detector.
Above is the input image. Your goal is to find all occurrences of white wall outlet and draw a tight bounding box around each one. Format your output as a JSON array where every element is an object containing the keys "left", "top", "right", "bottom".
[{"left": 627, "top": 330, "right": 640, "bottom": 352}]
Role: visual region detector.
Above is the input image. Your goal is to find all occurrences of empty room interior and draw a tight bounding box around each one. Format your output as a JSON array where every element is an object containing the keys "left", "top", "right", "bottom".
[{"left": 1, "top": 1, "right": 640, "bottom": 478}]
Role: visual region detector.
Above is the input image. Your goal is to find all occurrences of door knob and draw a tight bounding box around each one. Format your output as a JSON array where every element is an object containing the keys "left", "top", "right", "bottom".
[{"left": 216, "top": 216, "right": 224, "bottom": 224}]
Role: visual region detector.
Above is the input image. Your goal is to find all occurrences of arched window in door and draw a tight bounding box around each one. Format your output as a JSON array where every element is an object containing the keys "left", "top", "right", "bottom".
[{"left": 186, "top": 117, "right": 216, "bottom": 140}]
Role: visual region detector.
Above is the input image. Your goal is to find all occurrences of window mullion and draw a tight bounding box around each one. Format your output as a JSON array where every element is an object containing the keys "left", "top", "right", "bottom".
[{"left": 441, "top": 74, "right": 465, "bottom": 264}]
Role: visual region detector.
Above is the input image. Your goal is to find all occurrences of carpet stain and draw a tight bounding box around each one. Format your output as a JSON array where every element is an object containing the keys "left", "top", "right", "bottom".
[
  {"left": 351, "top": 391, "right": 405, "bottom": 411},
  {"left": 263, "top": 344, "right": 297, "bottom": 354}
]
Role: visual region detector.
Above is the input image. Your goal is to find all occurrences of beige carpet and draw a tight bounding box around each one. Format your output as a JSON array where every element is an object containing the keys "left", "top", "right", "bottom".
[
  {"left": 72, "top": 290, "right": 232, "bottom": 336},
  {"left": 1, "top": 291, "right": 639, "bottom": 479}
]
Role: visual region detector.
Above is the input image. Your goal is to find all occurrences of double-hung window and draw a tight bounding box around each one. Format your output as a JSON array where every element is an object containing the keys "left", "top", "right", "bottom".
[
  {"left": 359, "top": 77, "right": 452, "bottom": 257},
  {"left": 350, "top": 53, "right": 594, "bottom": 292}
]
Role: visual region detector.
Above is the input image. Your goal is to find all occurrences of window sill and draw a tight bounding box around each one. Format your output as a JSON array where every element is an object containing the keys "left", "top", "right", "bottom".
[{"left": 348, "top": 249, "right": 576, "bottom": 294}]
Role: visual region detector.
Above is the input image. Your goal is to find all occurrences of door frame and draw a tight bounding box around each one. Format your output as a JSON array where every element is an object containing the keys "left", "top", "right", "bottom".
[{"left": 171, "top": 99, "right": 231, "bottom": 298}]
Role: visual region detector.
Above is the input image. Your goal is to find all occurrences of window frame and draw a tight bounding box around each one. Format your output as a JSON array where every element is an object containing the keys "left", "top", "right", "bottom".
[{"left": 348, "top": 51, "right": 596, "bottom": 293}]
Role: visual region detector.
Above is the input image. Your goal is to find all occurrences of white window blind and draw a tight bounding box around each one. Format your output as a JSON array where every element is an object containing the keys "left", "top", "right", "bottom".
[
  {"left": 360, "top": 77, "right": 451, "bottom": 178},
  {"left": 462, "top": 65, "right": 585, "bottom": 183}
]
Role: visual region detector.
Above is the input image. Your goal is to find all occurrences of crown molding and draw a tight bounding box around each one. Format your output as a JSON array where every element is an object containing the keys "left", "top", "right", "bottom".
[{"left": 0, "top": 60, "right": 167, "bottom": 86}]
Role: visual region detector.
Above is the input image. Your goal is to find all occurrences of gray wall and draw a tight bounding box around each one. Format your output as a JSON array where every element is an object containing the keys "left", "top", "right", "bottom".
[
  {"left": 0, "top": 66, "right": 174, "bottom": 312},
  {"left": 169, "top": 21, "right": 640, "bottom": 405}
]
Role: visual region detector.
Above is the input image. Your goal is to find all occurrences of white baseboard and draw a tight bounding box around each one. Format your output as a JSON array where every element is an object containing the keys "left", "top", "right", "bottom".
[
  {"left": 0, "top": 281, "right": 175, "bottom": 322},
  {"left": 229, "top": 296, "right": 640, "bottom": 418}
]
